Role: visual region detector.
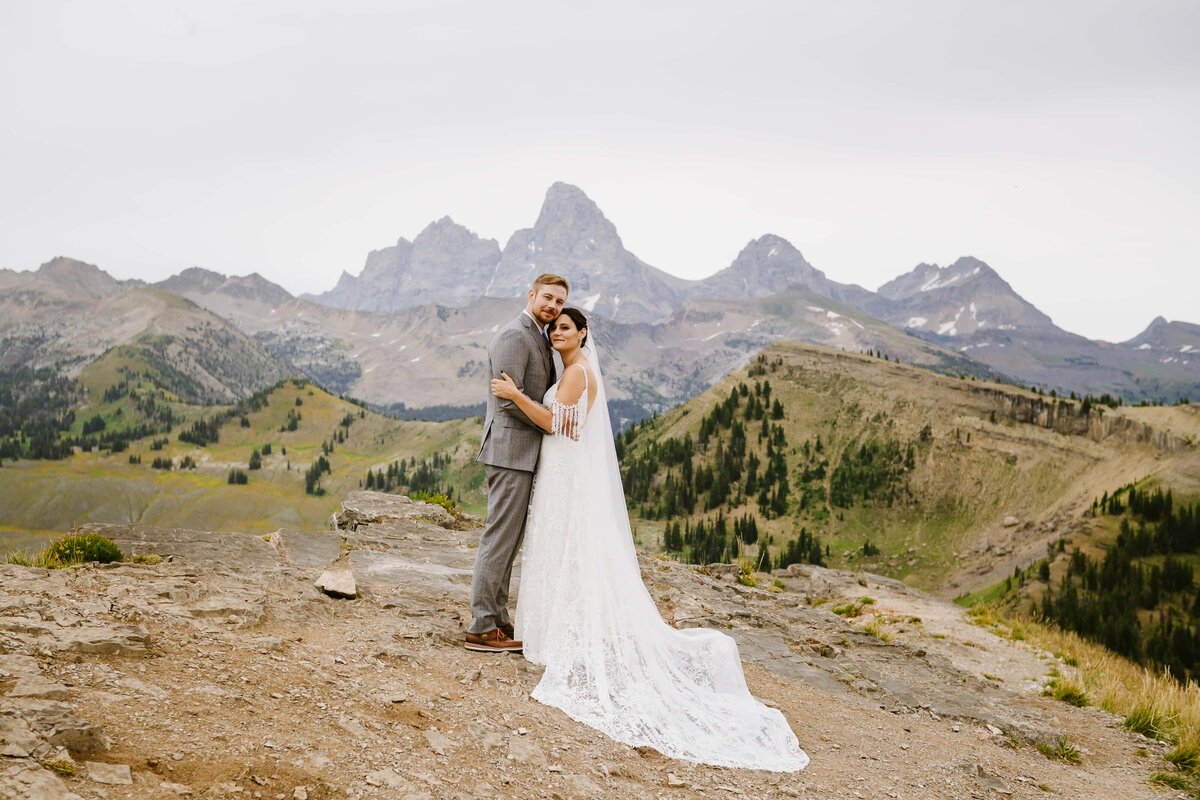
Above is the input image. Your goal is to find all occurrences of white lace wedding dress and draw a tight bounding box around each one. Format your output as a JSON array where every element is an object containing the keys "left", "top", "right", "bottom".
[{"left": 516, "top": 348, "right": 808, "bottom": 772}]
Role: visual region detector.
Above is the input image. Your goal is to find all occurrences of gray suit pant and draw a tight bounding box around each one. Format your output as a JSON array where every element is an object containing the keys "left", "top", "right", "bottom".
[{"left": 468, "top": 465, "right": 534, "bottom": 634}]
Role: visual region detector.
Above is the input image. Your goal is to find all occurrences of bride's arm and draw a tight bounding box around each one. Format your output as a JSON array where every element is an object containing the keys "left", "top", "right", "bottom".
[{"left": 492, "top": 365, "right": 587, "bottom": 437}]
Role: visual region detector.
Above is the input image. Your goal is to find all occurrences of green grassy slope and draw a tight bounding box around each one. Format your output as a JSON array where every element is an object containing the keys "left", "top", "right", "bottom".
[{"left": 0, "top": 376, "right": 484, "bottom": 549}]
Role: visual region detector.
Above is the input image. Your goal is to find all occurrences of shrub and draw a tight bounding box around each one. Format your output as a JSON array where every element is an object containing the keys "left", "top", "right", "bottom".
[
  {"left": 411, "top": 490, "right": 456, "bottom": 513},
  {"left": 1043, "top": 678, "right": 1089, "bottom": 708},
  {"left": 41, "top": 533, "right": 122, "bottom": 567},
  {"left": 1166, "top": 743, "right": 1200, "bottom": 772},
  {"left": 1036, "top": 736, "right": 1082, "bottom": 764},
  {"left": 862, "top": 618, "right": 891, "bottom": 642},
  {"left": 1124, "top": 705, "right": 1175, "bottom": 741}
]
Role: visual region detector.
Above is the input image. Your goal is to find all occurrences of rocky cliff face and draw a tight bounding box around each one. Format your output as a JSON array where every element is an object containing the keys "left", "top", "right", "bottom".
[
  {"left": 0, "top": 492, "right": 1172, "bottom": 798},
  {"left": 484, "top": 182, "right": 693, "bottom": 323}
]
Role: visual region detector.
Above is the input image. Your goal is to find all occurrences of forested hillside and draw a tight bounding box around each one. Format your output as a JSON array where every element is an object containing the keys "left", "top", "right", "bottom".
[
  {"left": 616, "top": 342, "right": 1195, "bottom": 591},
  {"left": 1021, "top": 483, "right": 1200, "bottom": 682}
]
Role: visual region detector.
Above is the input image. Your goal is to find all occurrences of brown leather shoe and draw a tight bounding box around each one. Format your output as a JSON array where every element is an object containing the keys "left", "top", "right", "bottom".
[
  {"left": 498, "top": 622, "right": 515, "bottom": 640},
  {"left": 464, "top": 627, "right": 523, "bottom": 653}
]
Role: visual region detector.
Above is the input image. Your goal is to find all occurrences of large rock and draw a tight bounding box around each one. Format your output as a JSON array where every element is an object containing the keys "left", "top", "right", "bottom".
[
  {"left": 0, "top": 760, "right": 85, "bottom": 800},
  {"left": 6, "top": 698, "right": 108, "bottom": 754},
  {"left": 315, "top": 568, "right": 357, "bottom": 599}
]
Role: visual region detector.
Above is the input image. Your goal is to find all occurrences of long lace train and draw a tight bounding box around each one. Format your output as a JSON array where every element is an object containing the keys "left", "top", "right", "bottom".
[{"left": 516, "top": 353, "right": 808, "bottom": 772}]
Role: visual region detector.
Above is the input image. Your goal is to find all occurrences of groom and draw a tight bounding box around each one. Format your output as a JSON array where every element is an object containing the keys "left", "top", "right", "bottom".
[{"left": 466, "top": 273, "right": 569, "bottom": 653}]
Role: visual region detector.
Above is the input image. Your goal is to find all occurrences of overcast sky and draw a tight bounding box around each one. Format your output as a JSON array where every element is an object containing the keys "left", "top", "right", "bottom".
[{"left": 2, "top": 1, "right": 1197, "bottom": 341}]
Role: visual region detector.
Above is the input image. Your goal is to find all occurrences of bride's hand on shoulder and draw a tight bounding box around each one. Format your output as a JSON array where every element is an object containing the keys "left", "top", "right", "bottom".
[{"left": 491, "top": 371, "right": 520, "bottom": 400}]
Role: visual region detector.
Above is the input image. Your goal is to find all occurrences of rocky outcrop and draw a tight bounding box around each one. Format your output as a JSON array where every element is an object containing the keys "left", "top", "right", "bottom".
[{"left": 969, "top": 384, "right": 1193, "bottom": 453}]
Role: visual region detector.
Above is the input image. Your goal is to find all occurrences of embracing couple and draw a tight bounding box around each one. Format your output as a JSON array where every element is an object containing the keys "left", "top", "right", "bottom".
[{"left": 466, "top": 273, "right": 808, "bottom": 772}]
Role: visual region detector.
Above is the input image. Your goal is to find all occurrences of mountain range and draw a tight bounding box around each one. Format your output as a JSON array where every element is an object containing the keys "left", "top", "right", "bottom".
[{"left": 2, "top": 183, "right": 1196, "bottom": 418}]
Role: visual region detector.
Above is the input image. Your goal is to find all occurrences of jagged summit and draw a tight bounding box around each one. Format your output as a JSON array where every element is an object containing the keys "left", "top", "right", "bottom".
[
  {"left": 485, "top": 182, "right": 688, "bottom": 323},
  {"left": 308, "top": 216, "right": 500, "bottom": 313}
]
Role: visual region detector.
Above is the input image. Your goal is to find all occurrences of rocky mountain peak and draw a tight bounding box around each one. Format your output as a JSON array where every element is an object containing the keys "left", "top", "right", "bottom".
[
  {"left": 877, "top": 256, "right": 999, "bottom": 302},
  {"left": 876, "top": 256, "right": 1054, "bottom": 338},
  {"left": 224, "top": 272, "right": 293, "bottom": 306},
  {"left": 158, "top": 266, "right": 228, "bottom": 294},
  {"left": 35, "top": 256, "right": 128, "bottom": 299},
  {"left": 1124, "top": 316, "right": 1200, "bottom": 355},
  {"left": 688, "top": 235, "right": 889, "bottom": 317},
  {"left": 529, "top": 182, "right": 624, "bottom": 255},
  {"left": 306, "top": 218, "right": 499, "bottom": 313},
  {"left": 483, "top": 183, "right": 686, "bottom": 323},
  {"left": 156, "top": 268, "right": 292, "bottom": 308},
  {"left": 413, "top": 216, "right": 495, "bottom": 253}
]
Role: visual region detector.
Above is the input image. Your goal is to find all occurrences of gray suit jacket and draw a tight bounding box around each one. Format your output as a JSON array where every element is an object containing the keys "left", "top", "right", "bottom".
[{"left": 476, "top": 313, "right": 555, "bottom": 472}]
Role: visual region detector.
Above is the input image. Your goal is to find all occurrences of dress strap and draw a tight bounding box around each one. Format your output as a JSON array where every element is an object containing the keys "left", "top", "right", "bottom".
[{"left": 575, "top": 361, "right": 589, "bottom": 395}]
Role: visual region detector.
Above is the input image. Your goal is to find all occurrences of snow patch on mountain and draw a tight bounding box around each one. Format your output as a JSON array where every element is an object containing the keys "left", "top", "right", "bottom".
[{"left": 921, "top": 266, "right": 980, "bottom": 293}]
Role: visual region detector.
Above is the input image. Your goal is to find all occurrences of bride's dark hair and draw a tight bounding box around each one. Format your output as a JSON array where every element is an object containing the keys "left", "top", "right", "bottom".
[{"left": 557, "top": 307, "right": 589, "bottom": 347}]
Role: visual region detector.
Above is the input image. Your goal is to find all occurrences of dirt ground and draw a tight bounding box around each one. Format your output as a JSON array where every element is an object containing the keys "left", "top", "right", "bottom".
[{"left": 2, "top": 500, "right": 1188, "bottom": 800}]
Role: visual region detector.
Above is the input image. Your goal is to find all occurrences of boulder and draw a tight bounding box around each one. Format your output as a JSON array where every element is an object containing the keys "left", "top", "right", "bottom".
[{"left": 315, "top": 568, "right": 357, "bottom": 599}]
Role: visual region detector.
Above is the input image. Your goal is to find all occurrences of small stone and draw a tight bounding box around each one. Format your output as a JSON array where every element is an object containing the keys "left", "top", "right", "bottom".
[
  {"left": 172, "top": 752, "right": 184, "bottom": 761},
  {"left": 973, "top": 764, "right": 1013, "bottom": 795},
  {"left": 517, "top": 727, "right": 529, "bottom": 735},
  {"left": 86, "top": 761, "right": 133, "bottom": 785},
  {"left": 425, "top": 729, "right": 455, "bottom": 756},
  {"left": 667, "top": 772, "right": 687, "bottom": 787},
  {"left": 508, "top": 734, "right": 547, "bottom": 766},
  {"left": 293, "top": 788, "right": 308, "bottom": 800},
  {"left": 160, "top": 783, "right": 194, "bottom": 796},
  {"left": 952, "top": 723, "right": 962, "bottom": 733},
  {"left": 548, "top": 765, "right": 563, "bottom": 773},
  {"left": 364, "top": 768, "right": 405, "bottom": 789}
]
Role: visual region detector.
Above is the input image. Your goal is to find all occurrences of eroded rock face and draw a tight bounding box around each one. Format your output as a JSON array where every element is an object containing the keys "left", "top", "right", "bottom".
[{"left": 0, "top": 496, "right": 1172, "bottom": 798}]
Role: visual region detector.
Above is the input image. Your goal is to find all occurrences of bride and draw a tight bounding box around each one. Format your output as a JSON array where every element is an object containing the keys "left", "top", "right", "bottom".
[{"left": 490, "top": 307, "right": 808, "bottom": 772}]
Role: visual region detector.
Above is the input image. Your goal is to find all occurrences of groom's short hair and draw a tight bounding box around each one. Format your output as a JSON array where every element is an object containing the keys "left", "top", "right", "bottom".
[{"left": 532, "top": 273, "right": 569, "bottom": 295}]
